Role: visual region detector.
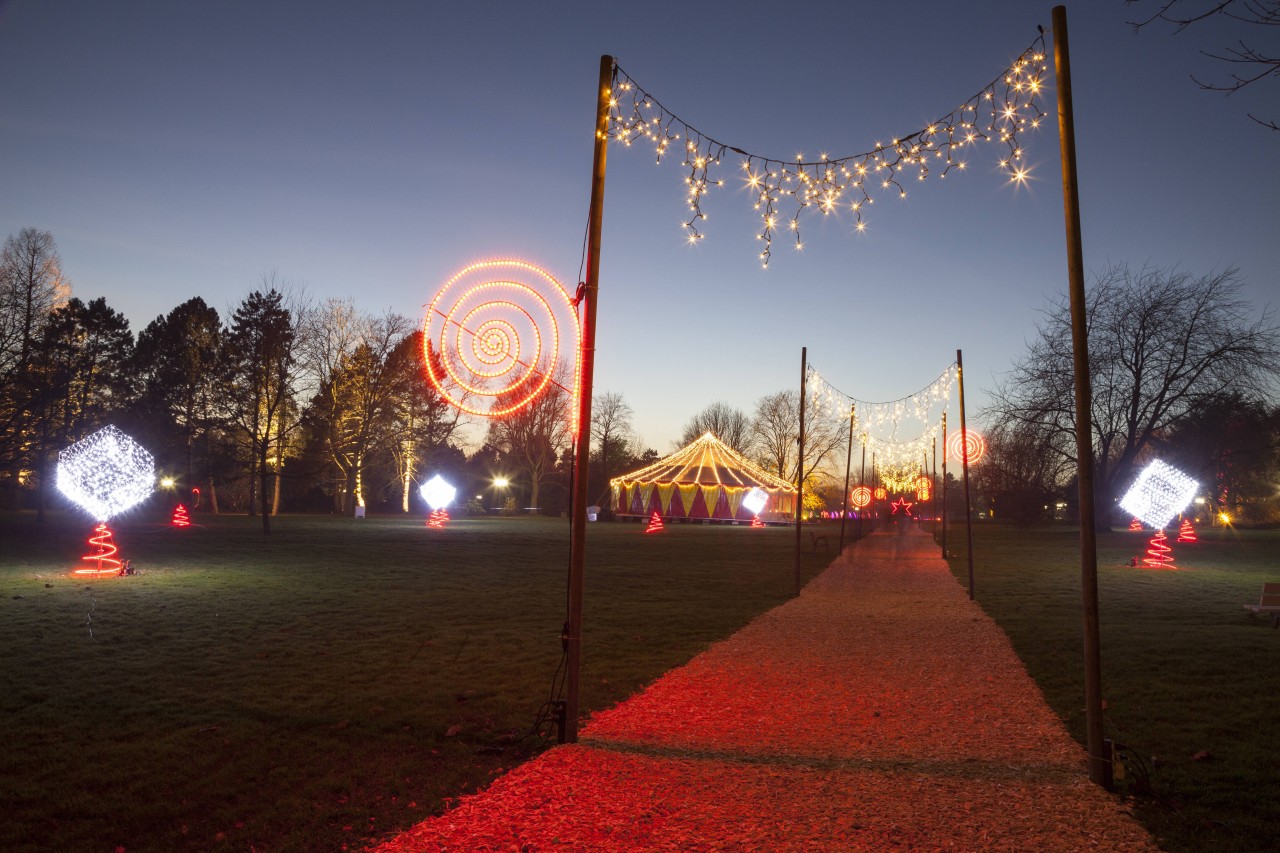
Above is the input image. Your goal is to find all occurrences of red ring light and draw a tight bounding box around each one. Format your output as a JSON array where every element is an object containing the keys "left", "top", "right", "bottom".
[
  {"left": 947, "top": 429, "right": 986, "bottom": 464},
  {"left": 424, "top": 260, "right": 581, "bottom": 429}
]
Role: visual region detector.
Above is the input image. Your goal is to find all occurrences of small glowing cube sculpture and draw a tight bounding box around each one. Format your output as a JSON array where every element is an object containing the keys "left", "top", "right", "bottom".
[
  {"left": 419, "top": 475, "right": 457, "bottom": 511},
  {"left": 741, "top": 487, "right": 768, "bottom": 516},
  {"left": 1119, "top": 460, "right": 1198, "bottom": 530},
  {"left": 57, "top": 426, "right": 156, "bottom": 521}
]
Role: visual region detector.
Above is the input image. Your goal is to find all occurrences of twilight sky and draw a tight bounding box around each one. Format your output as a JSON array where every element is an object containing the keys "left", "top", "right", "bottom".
[{"left": 2, "top": 0, "right": 1276, "bottom": 453}]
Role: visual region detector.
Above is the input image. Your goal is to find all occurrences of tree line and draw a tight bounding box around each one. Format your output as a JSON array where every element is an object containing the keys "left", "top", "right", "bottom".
[
  {"left": 12, "top": 227, "right": 1269, "bottom": 528},
  {"left": 1, "top": 228, "right": 849, "bottom": 529}
]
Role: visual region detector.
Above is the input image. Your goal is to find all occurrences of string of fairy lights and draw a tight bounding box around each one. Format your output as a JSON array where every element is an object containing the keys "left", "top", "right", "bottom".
[
  {"left": 807, "top": 362, "right": 956, "bottom": 491},
  {"left": 605, "top": 33, "right": 1049, "bottom": 265}
]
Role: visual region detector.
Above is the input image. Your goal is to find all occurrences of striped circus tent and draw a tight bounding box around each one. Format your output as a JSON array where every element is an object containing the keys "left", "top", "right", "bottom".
[{"left": 610, "top": 432, "right": 797, "bottom": 522}]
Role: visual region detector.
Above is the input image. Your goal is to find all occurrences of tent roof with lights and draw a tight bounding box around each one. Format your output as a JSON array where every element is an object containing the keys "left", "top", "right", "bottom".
[{"left": 610, "top": 432, "right": 797, "bottom": 522}]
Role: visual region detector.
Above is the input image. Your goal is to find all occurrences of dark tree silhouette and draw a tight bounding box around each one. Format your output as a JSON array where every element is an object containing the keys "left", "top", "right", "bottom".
[
  {"left": 986, "top": 263, "right": 1280, "bottom": 525},
  {"left": 1129, "top": 0, "right": 1280, "bottom": 129},
  {"left": 223, "top": 288, "right": 296, "bottom": 534},
  {"left": 679, "top": 401, "right": 751, "bottom": 454}
]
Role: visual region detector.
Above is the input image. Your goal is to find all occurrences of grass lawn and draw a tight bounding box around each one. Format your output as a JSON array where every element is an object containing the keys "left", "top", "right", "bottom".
[
  {"left": 944, "top": 521, "right": 1280, "bottom": 853},
  {"left": 0, "top": 510, "right": 832, "bottom": 853}
]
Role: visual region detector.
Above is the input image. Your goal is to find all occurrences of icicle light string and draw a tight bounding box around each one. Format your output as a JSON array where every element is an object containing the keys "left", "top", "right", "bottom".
[
  {"left": 807, "top": 362, "right": 956, "bottom": 433},
  {"left": 605, "top": 32, "right": 1048, "bottom": 265}
]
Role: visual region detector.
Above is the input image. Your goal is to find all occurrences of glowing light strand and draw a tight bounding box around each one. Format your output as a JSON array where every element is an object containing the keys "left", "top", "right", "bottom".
[
  {"left": 807, "top": 363, "right": 956, "bottom": 430},
  {"left": 606, "top": 36, "right": 1048, "bottom": 265},
  {"left": 75, "top": 523, "right": 122, "bottom": 576},
  {"left": 946, "top": 429, "right": 987, "bottom": 465},
  {"left": 423, "top": 260, "right": 583, "bottom": 434},
  {"left": 56, "top": 426, "right": 156, "bottom": 521}
]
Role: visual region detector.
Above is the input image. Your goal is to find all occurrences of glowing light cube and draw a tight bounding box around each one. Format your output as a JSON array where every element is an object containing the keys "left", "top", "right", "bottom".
[
  {"left": 741, "top": 487, "right": 768, "bottom": 516},
  {"left": 57, "top": 426, "right": 155, "bottom": 521},
  {"left": 420, "top": 475, "right": 457, "bottom": 510},
  {"left": 1119, "top": 460, "right": 1198, "bottom": 530}
]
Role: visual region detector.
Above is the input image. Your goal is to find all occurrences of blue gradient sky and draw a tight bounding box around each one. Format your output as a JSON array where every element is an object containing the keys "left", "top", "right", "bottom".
[{"left": 3, "top": 1, "right": 1276, "bottom": 452}]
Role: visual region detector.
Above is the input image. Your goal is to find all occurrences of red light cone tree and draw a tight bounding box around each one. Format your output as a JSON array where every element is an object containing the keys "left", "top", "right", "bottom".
[
  {"left": 75, "top": 523, "right": 123, "bottom": 576},
  {"left": 645, "top": 511, "right": 664, "bottom": 533},
  {"left": 1143, "top": 529, "right": 1176, "bottom": 569},
  {"left": 1177, "top": 517, "right": 1197, "bottom": 543}
]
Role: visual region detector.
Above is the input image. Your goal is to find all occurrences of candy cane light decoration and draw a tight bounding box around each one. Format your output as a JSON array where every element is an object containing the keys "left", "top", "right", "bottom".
[{"left": 423, "top": 259, "right": 582, "bottom": 433}]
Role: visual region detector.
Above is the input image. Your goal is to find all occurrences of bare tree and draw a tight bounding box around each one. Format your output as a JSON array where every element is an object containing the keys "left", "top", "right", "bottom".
[
  {"left": 986, "top": 263, "right": 1280, "bottom": 524},
  {"left": 386, "top": 331, "right": 468, "bottom": 512},
  {"left": 590, "top": 391, "right": 634, "bottom": 507},
  {"left": 486, "top": 361, "right": 573, "bottom": 511},
  {"left": 974, "top": 420, "right": 1075, "bottom": 523},
  {"left": 0, "top": 228, "right": 71, "bottom": 500},
  {"left": 679, "top": 401, "right": 751, "bottom": 453},
  {"left": 1128, "top": 0, "right": 1280, "bottom": 129},
  {"left": 300, "top": 303, "right": 413, "bottom": 513},
  {"left": 749, "top": 389, "right": 847, "bottom": 482}
]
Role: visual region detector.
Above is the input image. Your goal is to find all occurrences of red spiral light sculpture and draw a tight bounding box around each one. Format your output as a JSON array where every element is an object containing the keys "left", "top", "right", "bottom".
[
  {"left": 1143, "top": 529, "right": 1176, "bottom": 569},
  {"left": 75, "top": 522, "right": 122, "bottom": 576},
  {"left": 171, "top": 504, "right": 190, "bottom": 527},
  {"left": 851, "top": 486, "right": 872, "bottom": 508},
  {"left": 874, "top": 487, "right": 887, "bottom": 500},
  {"left": 424, "top": 260, "right": 582, "bottom": 432},
  {"left": 427, "top": 509, "right": 450, "bottom": 529},
  {"left": 946, "top": 428, "right": 986, "bottom": 464},
  {"left": 645, "top": 511, "right": 664, "bottom": 533}
]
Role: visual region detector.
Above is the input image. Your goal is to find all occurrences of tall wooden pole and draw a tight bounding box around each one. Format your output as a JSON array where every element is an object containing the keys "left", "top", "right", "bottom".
[
  {"left": 838, "top": 404, "right": 854, "bottom": 553},
  {"left": 1053, "top": 5, "right": 1109, "bottom": 789},
  {"left": 858, "top": 434, "right": 866, "bottom": 541},
  {"left": 932, "top": 437, "right": 938, "bottom": 541},
  {"left": 564, "top": 54, "right": 613, "bottom": 744},
  {"left": 794, "top": 346, "right": 806, "bottom": 596},
  {"left": 957, "top": 349, "right": 974, "bottom": 600},
  {"left": 941, "top": 412, "right": 948, "bottom": 558}
]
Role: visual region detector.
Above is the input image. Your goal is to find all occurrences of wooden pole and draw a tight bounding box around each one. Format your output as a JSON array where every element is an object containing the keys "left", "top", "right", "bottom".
[
  {"left": 858, "top": 434, "right": 866, "bottom": 541},
  {"left": 564, "top": 54, "right": 613, "bottom": 745},
  {"left": 794, "top": 346, "right": 806, "bottom": 596},
  {"left": 941, "top": 411, "right": 948, "bottom": 558},
  {"left": 1052, "top": 5, "right": 1109, "bottom": 789},
  {"left": 838, "top": 404, "right": 854, "bottom": 553},
  {"left": 932, "top": 437, "right": 938, "bottom": 542},
  {"left": 957, "top": 349, "right": 975, "bottom": 600}
]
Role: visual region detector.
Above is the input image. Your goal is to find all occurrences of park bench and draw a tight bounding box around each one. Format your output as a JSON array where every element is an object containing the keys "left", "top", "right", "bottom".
[
  {"left": 1243, "top": 582, "right": 1280, "bottom": 628},
  {"left": 808, "top": 531, "right": 830, "bottom": 555}
]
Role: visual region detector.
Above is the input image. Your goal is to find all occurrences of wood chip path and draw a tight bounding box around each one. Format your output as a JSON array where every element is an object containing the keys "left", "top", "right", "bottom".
[{"left": 372, "top": 524, "right": 1158, "bottom": 851}]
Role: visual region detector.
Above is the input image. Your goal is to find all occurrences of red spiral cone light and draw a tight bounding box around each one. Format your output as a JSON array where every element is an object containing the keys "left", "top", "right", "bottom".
[
  {"left": 171, "top": 504, "right": 191, "bottom": 527},
  {"left": 1177, "top": 517, "right": 1197, "bottom": 543},
  {"left": 1128, "top": 517, "right": 1142, "bottom": 532},
  {"left": 1143, "top": 529, "right": 1176, "bottom": 570},
  {"left": 751, "top": 515, "right": 764, "bottom": 528},
  {"left": 427, "top": 509, "right": 449, "bottom": 529},
  {"left": 645, "top": 511, "right": 664, "bottom": 533},
  {"left": 75, "top": 523, "right": 123, "bottom": 576}
]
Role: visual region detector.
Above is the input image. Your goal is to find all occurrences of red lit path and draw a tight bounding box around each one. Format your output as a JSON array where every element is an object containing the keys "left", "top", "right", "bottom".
[{"left": 372, "top": 525, "right": 1157, "bottom": 852}]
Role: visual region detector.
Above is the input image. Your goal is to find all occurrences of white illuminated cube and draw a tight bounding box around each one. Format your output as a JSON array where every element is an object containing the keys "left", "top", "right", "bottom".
[
  {"left": 1119, "top": 460, "right": 1198, "bottom": 530},
  {"left": 742, "top": 487, "right": 769, "bottom": 516},
  {"left": 57, "top": 426, "right": 155, "bottom": 521},
  {"left": 419, "top": 474, "right": 457, "bottom": 510}
]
